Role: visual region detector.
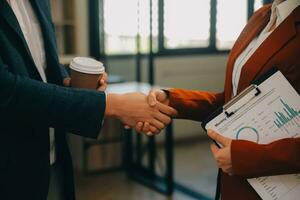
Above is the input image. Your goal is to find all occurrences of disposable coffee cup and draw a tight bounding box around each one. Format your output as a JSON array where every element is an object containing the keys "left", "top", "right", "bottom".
[{"left": 69, "top": 57, "right": 105, "bottom": 89}]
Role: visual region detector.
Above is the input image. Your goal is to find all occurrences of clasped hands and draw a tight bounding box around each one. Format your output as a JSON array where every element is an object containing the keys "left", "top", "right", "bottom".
[{"left": 105, "top": 90, "right": 177, "bottom": 135}]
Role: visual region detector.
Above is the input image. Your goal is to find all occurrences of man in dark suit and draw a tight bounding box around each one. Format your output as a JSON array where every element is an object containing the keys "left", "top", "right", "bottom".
[{"left": 0, "top": 0, "right": 177, "bottom": 199}]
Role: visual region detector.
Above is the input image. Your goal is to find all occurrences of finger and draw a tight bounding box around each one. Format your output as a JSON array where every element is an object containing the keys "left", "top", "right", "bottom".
[
  {"left": 210, "top": 143, "right": 219, "bottom": 158},
  {"left": 63, "top": 78, "right": 71, "bottom": 87},
  {"left": 142, "top": 122, "right": 154, "bottom": 134},
  {"left": 148, "top": 90, "right": 158, "bottom": 107},
  {"left": 207, "top": 129, "right": 230, "bottom": 146},
  {"left": 147, "top": 132, "right": 154, "bottom": 136},
  {"left": 98, "top": 72, "right": 108, "bottom": 81},
  {"left": 149, "top": 125, "right": 161, "bottom": 135},
  {"left": 157, "top": 102, "right": 178, "bottom": 117},
  {"left": 135, "top": 122, "right": 144, "bottom": 133},
  {"left": 149, "top": 119, "right": 165, "bottom": 130},
  {"left": 153, "top": 112, "right": 171, "bottom": 125},
  {"left": 97, "top": 73, "right": 108, "bottom": 85},
  {"left": 149, "top": 125, "right": 159, "bottom": 134},
  {"left": 124, "top": 125, "right": 131, "bottom": 129},
  {"left": 97, "top": 83, "right": 107, "bottom": 91},
  {"left": 156, "top": 90, "right": 167, "bottom": 102},
  {"left": 223, "top": 165, "right": 233, "bottom": 174},
  {"left": 103, "top": 72, "right": 108, "bottom": 81},
  {"left": 222, "top": 166, "right": 232, "bottom": 174}
]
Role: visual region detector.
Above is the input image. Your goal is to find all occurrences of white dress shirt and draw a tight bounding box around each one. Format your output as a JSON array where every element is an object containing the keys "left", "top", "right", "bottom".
[
  {"left": 232, "top": 0, "right": 300, "bottom": 96},
  {"left": 7, "top": 0, "right": 56, "bottom": 165}
]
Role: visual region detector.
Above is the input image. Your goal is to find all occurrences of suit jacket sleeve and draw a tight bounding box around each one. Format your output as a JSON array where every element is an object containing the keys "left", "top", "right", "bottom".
[
  {"left": 0, "top": 57, "right": 105, "bottom": 139},
  {"left": 168, "top": 89, "right": 224, "bottom": 121},
  {"left": 231, "top": 138, "right": 300, "bottom": 178}
]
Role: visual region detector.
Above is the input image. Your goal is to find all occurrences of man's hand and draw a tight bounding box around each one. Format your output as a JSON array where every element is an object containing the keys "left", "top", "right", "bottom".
[
  {"left": 208, "top": 129, "right": 233, "bottom": 175},
  {"left": 63, "top": 72, "right": 108, "bottom": 91},
  {"left": 105, "top": 92, "right": 177, "bottom": 135}
]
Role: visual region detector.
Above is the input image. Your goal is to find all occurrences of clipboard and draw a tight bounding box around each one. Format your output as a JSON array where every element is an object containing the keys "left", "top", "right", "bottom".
[
  {"left": 201, "top": 67, "right": 277, "bottom": 132},
  {"left": 201, "top": 67, "right": 278, "bottom": 147},
  {"left": 201, "top": 67, "right": 300, "bottom": 200}
]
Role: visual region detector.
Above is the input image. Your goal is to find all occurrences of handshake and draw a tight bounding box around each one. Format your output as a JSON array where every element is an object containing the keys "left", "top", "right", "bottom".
[
  {"left": 105, "top": 90, "right": 177, "bottom": 135},
  {"left": 89, "top": 72, "right": 177, "bottom": 135},
  {"left": 64, "top": 71, "right": 177, "bottom": 136}
]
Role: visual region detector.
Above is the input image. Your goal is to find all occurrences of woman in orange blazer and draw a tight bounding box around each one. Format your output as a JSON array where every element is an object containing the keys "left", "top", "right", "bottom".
[{"left": 137, "top": 2, "right": 300, "bottom": 200}]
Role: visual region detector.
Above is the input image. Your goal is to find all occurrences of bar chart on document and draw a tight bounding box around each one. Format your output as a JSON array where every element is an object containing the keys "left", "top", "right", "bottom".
[
  {"left": 232, "top": 95, "right": 300, "bottom": 144},
  {"left": 273, "top": 99, "right": 300, "bottom": 132}
]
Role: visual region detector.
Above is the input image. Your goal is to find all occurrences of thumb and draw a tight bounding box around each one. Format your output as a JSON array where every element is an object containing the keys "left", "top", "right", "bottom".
[
  {"left": 148, "top": 90, "right": 158, "bottom": 107},
  {"left": 63, "top": 78, "right": 71, "bottom": 87},
  {"left": 207, "top": 129, "right": 230, "bottom": 146},
  {"left": 210, "top": 143, "right": 219, "bottom": 156}
]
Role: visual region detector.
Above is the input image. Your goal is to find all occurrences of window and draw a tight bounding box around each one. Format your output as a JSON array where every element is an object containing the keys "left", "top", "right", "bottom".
[
  {"left": 163, "top": 0, "right": 210, "bottom": 49},
  {"left": 137, "top": 0, "right": 159, "bottom": 53},
  {"left": 96, "top": 0, "right": 263, "bottom": 55},
  {"left": 254, "top": 0, "right": 264, "bottom": 11},
  {"left": 216, "top": 0, "right": 248, "bottom": 50},
  {"left": 103, "top": 0, "right": 158, "bottom": 55},
  {"left": 103, "top": 0, "right": 138, "bottom": 54}
]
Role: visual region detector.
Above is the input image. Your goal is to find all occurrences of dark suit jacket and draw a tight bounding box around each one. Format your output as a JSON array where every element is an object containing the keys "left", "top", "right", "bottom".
[
  {"left": 167, "top": 5, "right": 300, "bottom": 200},
  {"left": 0, "top": 0, "right": 106, "bottom": 199}
]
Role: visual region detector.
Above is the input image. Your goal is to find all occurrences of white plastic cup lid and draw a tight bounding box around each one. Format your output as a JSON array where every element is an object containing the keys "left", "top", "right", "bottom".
[{"left": 70, "top": 57, "right": 105, "bottom": 74}]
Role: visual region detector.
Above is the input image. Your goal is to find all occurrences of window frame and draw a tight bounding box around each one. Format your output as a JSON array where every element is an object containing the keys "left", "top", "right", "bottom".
[{"left": 89, "top": 0, "right": 269, "bottom": 59}]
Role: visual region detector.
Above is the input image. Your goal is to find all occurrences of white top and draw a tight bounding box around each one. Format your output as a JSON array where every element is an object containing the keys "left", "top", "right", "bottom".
[
  {"left": 7, "top": 0, "right": 56, "bottom": 165},
  {"left": 232, "top": 0, "right": 300, "bottom": 96}
]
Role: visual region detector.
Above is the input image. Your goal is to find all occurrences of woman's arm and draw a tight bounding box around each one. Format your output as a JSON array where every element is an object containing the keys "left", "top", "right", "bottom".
[
  {"left": 231, "top": 138, "right": 300, "bottom": 178},
  {"left": 168, "top": 89, "right": 224, "bottom": 121}
]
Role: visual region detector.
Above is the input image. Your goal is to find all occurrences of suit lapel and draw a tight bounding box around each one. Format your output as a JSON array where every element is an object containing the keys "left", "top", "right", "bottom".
[
  {"left": 0, "top": 0, "right": 35, "bottom": 64},
  {"left": 0, "top": 0, "right": 61, "bottom": 83},
  {"left": 30, "top": 0, "right": 57, "bottom": 59},
  {"left": 237, "top": 6, "right": 299, "bottom": 93},
  {"left": 224, "top": 5, "right": 271, "bottom": 102},
  {"left": 230, "top": 7, "right": 271, "bottom": 65},
  {"left": 30, "top": 0, "right": 61, "bottom": 83}
]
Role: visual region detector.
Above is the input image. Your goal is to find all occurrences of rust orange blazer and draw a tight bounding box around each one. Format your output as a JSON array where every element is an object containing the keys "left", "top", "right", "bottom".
[{"left": 168, "top": 5, "right": 300, "bottom": 200}]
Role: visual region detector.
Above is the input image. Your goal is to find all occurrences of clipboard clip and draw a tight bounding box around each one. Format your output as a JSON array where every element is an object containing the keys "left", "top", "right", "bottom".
[{"left": 223, "top": 84, "right": 261, "bottom": 118}]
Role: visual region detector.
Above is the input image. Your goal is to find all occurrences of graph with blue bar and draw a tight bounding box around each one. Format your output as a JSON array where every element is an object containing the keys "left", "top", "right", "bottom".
[{"left": 274, "top": 99, "right": 300, "bottom": 128}]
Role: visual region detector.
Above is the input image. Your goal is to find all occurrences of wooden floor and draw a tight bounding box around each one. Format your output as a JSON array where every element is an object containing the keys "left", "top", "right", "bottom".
[{"left": 75, "top": 140, "right": 217, "bottom": 200}]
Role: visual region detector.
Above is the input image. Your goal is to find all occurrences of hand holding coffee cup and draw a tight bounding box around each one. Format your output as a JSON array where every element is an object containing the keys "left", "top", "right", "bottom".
[{"left": 68, "top": 57, "right": 107, "bottom": 90}]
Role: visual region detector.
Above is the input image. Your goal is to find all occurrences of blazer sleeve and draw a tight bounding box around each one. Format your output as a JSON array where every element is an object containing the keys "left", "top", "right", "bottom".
[
  {"left": 0, "top": 57, "right": 105, "bottom": 139},
  {"left": 231, "top": 138, "right": 300, "bottom": 178},
  {"left": 168, "top": 89, "right": 224, "bottom": 121}
]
